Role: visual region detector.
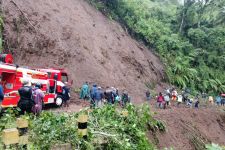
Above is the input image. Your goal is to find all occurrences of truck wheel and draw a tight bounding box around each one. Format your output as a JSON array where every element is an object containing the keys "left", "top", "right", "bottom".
[{"left": 55, "top": 96, "right": 63, "bottom": 107}]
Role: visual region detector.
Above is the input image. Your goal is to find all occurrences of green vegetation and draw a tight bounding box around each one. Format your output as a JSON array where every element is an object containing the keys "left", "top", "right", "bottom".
[
  {"left": 206, "top": 143, "right": 225, "bottom": 150},
  {"left": 0, "top": 105, "right": 164, "bottom": 149},
  {"left": 87, "top": 0, "right": 225, "bottom": 95}
]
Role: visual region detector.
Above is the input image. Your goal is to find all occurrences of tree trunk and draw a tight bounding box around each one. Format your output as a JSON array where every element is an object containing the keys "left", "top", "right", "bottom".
[{"left": 179, "top": 11, "right": 185, "bottom": 33}]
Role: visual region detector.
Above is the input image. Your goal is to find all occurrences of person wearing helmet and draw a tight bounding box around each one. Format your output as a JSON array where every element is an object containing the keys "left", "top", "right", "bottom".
[
  {"left": 32, "top": 83, "right": 44, "bottom": 115},
  {"left": 18, "top": 79, "right": 34, "bottom": 115}
]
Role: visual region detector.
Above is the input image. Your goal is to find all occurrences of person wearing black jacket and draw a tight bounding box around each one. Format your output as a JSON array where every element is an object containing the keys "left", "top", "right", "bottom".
[
  {"left": 62, "top": 82, "right": 70, "bottom": 107},
  {"left": 18, "top": 79, "right": 34, "bottom": 115},
  {"left": 104, "top": 87, "right": 113, "bottom": 104}
]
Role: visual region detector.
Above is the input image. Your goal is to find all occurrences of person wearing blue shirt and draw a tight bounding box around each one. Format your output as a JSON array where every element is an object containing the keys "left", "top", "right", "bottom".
[
  {"left": 90, "top": 84, "right": 98, "bottom": 108},
  {"left": 216, "top": 95, "right": 221, "bottom": 106},
  {"left": 94, "top": 87, "right": 104, "bottom": 107}
]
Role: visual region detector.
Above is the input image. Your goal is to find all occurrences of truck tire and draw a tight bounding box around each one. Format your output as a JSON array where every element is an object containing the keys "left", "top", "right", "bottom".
[{"left": 55, "top": 95, "right": 63, "bottom": 107}]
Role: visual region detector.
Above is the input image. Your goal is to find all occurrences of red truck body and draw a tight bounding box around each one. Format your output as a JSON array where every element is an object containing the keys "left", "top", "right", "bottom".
[{"left": 0, "top": 54, "right": 69, "bottom": 108}]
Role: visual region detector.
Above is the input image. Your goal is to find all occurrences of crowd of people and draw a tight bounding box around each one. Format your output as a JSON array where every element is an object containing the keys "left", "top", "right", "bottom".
[
  {"left": 1, "top": 78, "right": 71, "bottom": 115},
  {"left": 79, "top": 82, "right": 130, "bottom": 108},
  {"left": 146, "top": 88, "right": 225, "bottom": 109},
  {"left": 0, "top": 76, "right": 224, "bottom": 114}
]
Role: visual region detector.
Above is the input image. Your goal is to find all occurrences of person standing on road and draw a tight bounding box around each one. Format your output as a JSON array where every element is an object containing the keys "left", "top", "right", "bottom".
[
  {"left": 194, "top": 98, "right": 200, "bottom": 108},
  {"left": 94, "top": 87, "right": 104, "bottom": 108},
  {"left": 171, "top": 88, "right": 178, "bottom": 101},
  {"left": 121, "top": 90, "right": 129, "bottom": 107},
  {"left": 62, "top": 82, "right": 70, "bottom": 107},
  {"left": 157, "top": 92, "right": 165, "bottom": 109},
  {"left": 18, "top": 79, "right": 34, "bottom": 115},
  {"left": 90, "top": 84, "right": 98, "bottom": 108},
  {"left": 146, "top": 90, "right": 151, "bottom": 101},
  {"left": 105, "top": 87, "right": 113, "bottom": 104},
  {"left": 32, "top": 83, "right": 45, "bottom": 115},
  {"left": 111, "top": 87, "right": 117, "bottom": 104},
  {"left": 164, "top": 93, "right": 170, "bottom": 108},
  {"left": 177, "top": 95, "right": 183, "bottom": 107},
  {"left": 208, "top": 96, "right": 214, "bottom": 105},
  {"left": 215, "top": 95, "right": 221, "bottom": 106},
  {"left": 221, "top": 94, "right": 225, "bottom": 106},
  {"left": 80, "top": 82, "right": 90, "bottom": 100}
]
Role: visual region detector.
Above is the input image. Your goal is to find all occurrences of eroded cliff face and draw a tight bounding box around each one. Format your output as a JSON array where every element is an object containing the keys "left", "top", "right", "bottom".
[{"left": 2, "top": 0, "right": 165, "bottom": 101}]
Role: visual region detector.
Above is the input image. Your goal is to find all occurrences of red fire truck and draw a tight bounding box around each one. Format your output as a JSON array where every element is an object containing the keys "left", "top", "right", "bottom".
[{"left": 0, "top": 54, "right": 70, "bottom": 108}]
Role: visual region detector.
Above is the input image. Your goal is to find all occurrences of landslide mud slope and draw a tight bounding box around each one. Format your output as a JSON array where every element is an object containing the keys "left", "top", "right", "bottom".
[
  {"left": 152, "top": 107, "right": 225, "bottom": 150},
  {"left": 2, "top": 0, "right": 165, "bottom": 101}
]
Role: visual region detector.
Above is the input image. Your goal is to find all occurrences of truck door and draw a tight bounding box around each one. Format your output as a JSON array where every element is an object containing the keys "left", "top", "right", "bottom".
[
  {"left": 43, "top": 79, "right": 56, "bottom": 104},
  {"left": 1, "top": 72, "right": 20, "bottom": 107}
]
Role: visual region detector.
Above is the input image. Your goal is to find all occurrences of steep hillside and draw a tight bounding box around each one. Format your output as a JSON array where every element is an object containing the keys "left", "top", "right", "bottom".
[
  {"left": 152, "top": 107, "right": 225, "bottom": 150},
  {"left": 2, "top": 0, "right": 165, "bottom": 101}
]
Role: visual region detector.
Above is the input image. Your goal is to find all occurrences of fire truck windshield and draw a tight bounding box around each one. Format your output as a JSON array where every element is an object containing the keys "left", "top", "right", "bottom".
[{"left": 61, "top": 73, "right": 68, "bottom": 83}]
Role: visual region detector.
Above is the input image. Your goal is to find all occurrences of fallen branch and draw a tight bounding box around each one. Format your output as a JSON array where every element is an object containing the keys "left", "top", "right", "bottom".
[
  {"left": 92, "top": 131, "right": 117, "bottom": 137},
  {"left": 10, "top": 0, "right": 37, "bottom": 32}
]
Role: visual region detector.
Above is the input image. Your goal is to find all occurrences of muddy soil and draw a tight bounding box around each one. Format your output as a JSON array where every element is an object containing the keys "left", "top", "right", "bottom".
[
  {"left": 2, "top": 0, "right": 166, "bottom": 103},
  {"left": 151, "top": 105, "right": 225, "bottom": 150},
  {"left": 2, "top": 1, "right": 225, "bottom": 150},
  {"left": 48, "top": 97, "right": 225, "bottom": 150}
]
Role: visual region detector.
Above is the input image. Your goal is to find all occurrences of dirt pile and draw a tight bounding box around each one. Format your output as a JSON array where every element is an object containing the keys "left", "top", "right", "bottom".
[
  {"left": 152, "top": 107, "right": 225, "bottom": 150},
  {"left": 2, "top": 0, "right": 165, "bottom": 102}
]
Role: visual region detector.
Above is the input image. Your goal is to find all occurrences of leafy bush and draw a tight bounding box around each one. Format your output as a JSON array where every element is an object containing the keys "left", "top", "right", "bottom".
[
  {"left": 206, "top": 143, "right": 225, "bottom": 150},
  {"left": 0, "top": 105, "right": 164, "bottom": 149}
]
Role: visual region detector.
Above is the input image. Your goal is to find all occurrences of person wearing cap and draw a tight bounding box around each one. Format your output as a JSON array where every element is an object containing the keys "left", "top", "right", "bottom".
[
  {"left": 32, "top": 83, "right": 45, "bottom": 115},
  {"left": 94, "top": 87, "right": 104, "bottom": 108},
  {"left": 18, "top": 79, "right": 34, "bottom": 115}
]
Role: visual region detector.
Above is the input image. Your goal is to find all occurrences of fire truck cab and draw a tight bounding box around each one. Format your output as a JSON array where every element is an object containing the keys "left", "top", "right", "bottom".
[
  {"left": 37, "top": 68, "right": 69, "bottom": 106},
  {"left": 0, "top": 54, "right": 70, "bottom": 108}
]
